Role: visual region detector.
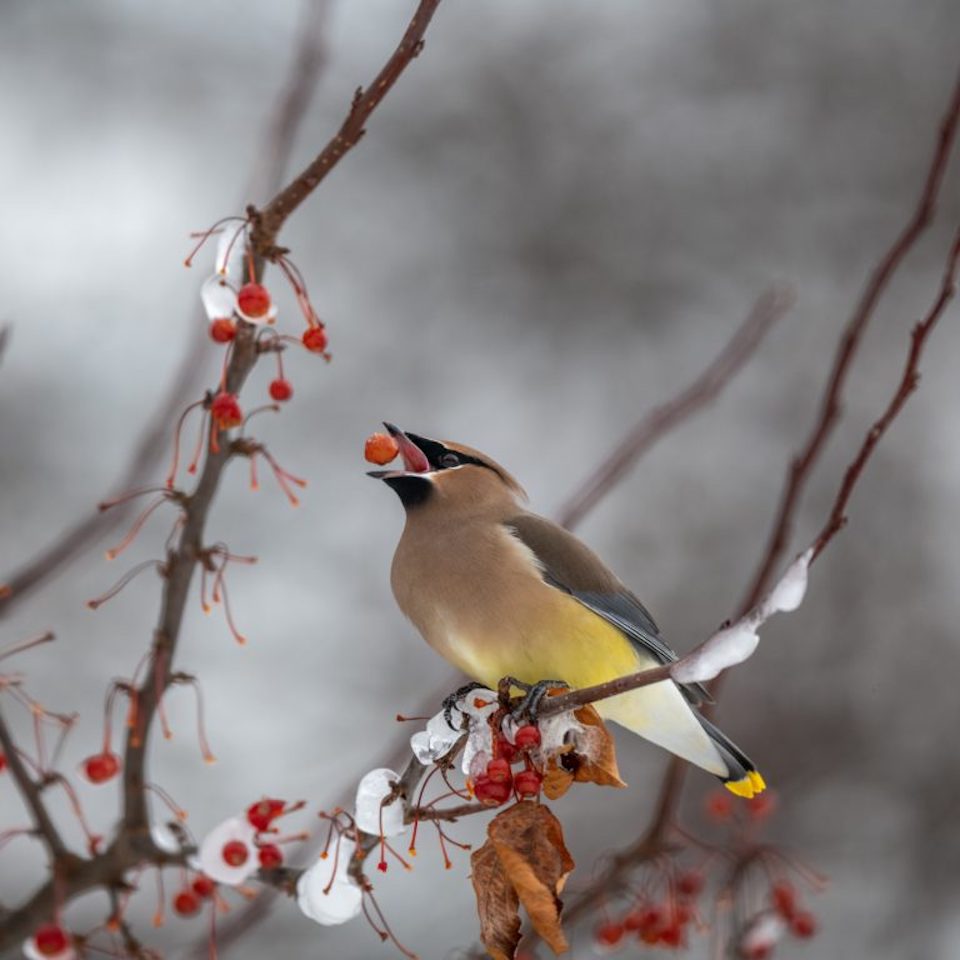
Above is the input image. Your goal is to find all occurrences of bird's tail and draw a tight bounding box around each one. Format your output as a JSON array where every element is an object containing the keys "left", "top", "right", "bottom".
[
  {"left": 598, "top": 682, "right": 766, "bottom": 798},
  {"left": 697, "top": 714, "right": 766, "bottom": 798}
]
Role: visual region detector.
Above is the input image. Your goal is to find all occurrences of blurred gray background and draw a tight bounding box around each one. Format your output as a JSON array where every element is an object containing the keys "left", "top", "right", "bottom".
[{"left": 1, "top": 0, "right": 959, "bottom": 957}]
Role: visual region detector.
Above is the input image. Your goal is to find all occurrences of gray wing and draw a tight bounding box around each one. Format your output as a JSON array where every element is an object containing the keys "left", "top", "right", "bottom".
[{"left": 505, "top": 512, "right": 711, "bottom": 704}]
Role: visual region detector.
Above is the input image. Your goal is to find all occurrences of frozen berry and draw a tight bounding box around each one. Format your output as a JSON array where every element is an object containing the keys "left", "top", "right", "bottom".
[
  {"left": 192, "top": 875, "right": 215, "bottom": 899},
  {"left": 302, "top": 325, "right": 328, "bottom": 354},
  {"left": 269, "top": 378, "right": 293, "bottom": 402},
  {"left": 173, "top": 888, "right": 201, "bottom": 917},
  {"left": 494, "top": 736, "right": 519, "bottom": 763},
  {"left": 246, "top": 798, "right": 285, "bottom": 831},
  {"left": 82, "top": 751, "right": 120, "bottom": 784},
  {"left": 209, "top": 318, "right": 236, "bottom": 343},
  {"left": 473, "top": 774, "right": 511, "bottom": 807},
  {"left": 790, "top": 911, "right": 817, "bottom": 939},
  {"left": 595, "top": 921, "right": 625, "bottom": 947},
  {"left": 513, "top": 725, "right": 541, "bottom": 750},
  {"left": 211, "top": 392, "right": 243, "bottom": 430},
  {"left": 33, "top": 924, "right": 69, "bottom": 956},
  {"left": 237, "top": 283, "right": 271, "bottom": 319},
  {"left": 677, "top": 869, "right": 705, "bottom": 898},
  {"left": 257, "top": 843, "right": 283, "bottom": 869},
  {"left": 364, "top": 432, "right": 399, "bottom": 466},
  {"left": 221, "top": 839, "right": 249, "bottom": 867},
  {"left": 514, "top": 769, "right": 543, "bottom": 797},
  {"left": 485, "top": 758, "right": 512, "bottom": 784},
  {"left": 771, "top": 881, "right": 796, "bottom": 919}
]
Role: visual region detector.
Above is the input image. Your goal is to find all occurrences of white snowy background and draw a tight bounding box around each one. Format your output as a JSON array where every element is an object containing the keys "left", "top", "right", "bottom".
[{"left": 1, "top": 0, "right": 959, "bottom": 957}]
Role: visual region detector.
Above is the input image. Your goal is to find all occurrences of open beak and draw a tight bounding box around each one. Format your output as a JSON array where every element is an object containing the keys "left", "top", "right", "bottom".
[{"left": 367, "top": 422, "right": 431, "bottom": 478}]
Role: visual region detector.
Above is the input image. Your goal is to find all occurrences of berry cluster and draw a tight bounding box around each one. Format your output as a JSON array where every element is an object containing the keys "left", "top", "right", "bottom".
[
  {"left": 595, "top": 869, "right": 705, "bottom": 952},
  {"left": 472, "top": 724, "right": 544, "bottom": 805}
]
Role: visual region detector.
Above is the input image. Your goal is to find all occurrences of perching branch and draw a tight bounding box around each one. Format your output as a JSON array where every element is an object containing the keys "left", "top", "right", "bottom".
[
  {"left": 558, "top": 287, "right": 794, "bottom": 530},
  {"left": 249, "top": 0, "right": 444, "bottom": 259},
  {"left": 540, "top": 64, "right": 960, "bottom": 943}
]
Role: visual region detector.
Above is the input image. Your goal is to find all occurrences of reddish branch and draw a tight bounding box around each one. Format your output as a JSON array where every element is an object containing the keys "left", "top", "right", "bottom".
[
  {"left": 249, "top": 0, "right": 443, "bottom": 259},
  {"left": 558, "top": 287, "right": 794, "bottom": 530},
  {"left": 533, "top": 65, "right": 960, "bottom": 942},
  {"left": 0, "top": 1, "right": 349, "bottom": 948}
]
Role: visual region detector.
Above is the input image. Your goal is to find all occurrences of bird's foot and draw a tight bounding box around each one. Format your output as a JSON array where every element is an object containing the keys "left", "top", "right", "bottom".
[
  {"left": 442, "top": 682, "right": 488, "bottom": 730},
  {"left": 509, "top": 679, "right": 570, "bottom": 724}
]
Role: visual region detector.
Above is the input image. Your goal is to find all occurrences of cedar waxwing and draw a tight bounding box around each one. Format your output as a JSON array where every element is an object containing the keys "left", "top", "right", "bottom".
[{"left": 370, "top": 424, "right": 764, "bottom": 797}]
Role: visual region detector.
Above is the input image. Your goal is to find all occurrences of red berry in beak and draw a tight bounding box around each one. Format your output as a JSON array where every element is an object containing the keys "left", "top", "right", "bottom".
[{"left": 364, "top": 433, "right": 400, "bottom": 466}]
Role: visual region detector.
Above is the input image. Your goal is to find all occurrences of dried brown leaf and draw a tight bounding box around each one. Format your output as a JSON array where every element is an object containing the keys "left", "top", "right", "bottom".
[
  {"left": 542, "top": 757, "right": 575, "bottom": 800},
  {"left": 488, "top": 802, "right": 574, "bottom": 955},
  {"left": 570, "top": 705, "right": 626, "bottom": 789},
  {"left": 471, "top": 840, "right": 521, "bottom": 960}
]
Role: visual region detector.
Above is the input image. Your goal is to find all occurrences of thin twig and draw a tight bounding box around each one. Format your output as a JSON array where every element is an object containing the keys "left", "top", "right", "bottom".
[
  {"left": 539, "top": 65, "right": 960, "bottom": 941},
  {"left": 558, "top": 288, "right": 794, "bottom": 530},
  {"left": 249, "top": 0, "right": 443, "bottom": 259},
  {"left": 0, "top": 703, "right": 68, "bottom": 861},
  {"left": 0, "top": 4, "right": 336, "bottom": 947}
]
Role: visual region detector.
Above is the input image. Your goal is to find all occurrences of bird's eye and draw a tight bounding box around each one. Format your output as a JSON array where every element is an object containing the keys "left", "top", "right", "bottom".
[{"left": 439, "top": 452, "right": 460, "bottom": 468}]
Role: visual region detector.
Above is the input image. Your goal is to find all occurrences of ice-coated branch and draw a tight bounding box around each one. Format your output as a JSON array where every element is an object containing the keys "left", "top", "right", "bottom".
[
  {"left": 558, "top": 287, "right": 794, "bottom": 531},
  {"left": 738, "top": 68, "right": 960, "bottom": 616},
  {"left": 249, "top": 0, "right": 444, "bottom": 259},
  {"left": 525, "top": 62, "right": 960, "bottom": 950}
]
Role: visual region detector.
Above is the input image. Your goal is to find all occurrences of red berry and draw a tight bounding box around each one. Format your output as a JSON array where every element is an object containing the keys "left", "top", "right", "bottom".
[
  {"left": 513, "top": 725, "right": 541, "bottom": 750},
  {"left": 237, "top": 282, "right": 271, "bottom": 319},
  {"left": 257, "top": 843, "right": 283, "bottom": 869},
  {"left": 211, "top": 392, "right": 243, "bottom": 430},
  {"left": 0, "top": 752, "right": 7, "bottom": 773},
  {"left": 771, "top": 881, "right": 796, "bottom": 919},
  {"left": 659, "top": 923, "right": 684, "bottom": 947},
  {"left": 595, "top": 921, "right": 625, "bottom": 947},
  {"left": 705, "top": 789, "right": 733, "bottom": 820},
  {"left": 746, "top": 792, "right": 777, "bottom": 820},
  {"left": 494, "top": 736, "right": 519, "bottom": 763},
  {"left": 221, "top": 839, "right": 249, "bottom": 867},
  {"left": 302, "top": 325, "right": 328, "bottom": 354},
  {"left": 790, "top": 911, "right": 817, "bottom": 939},
  {"left": 246, "top": 797, "right": 285, "bottom": 832},
  {"left": 173, "top": 888, "right": 201, "bottom": 917},
  {"left": 740, "top": 945, "right": 772, "bottom": 960},
  {"left": 677, "top": 869, "right": 705, "bottom": 898},
  {"left": 192, "top": 875, "right": 215, "bottom": 899},
  {"left": 83, "top": 751, "right": 120, "bottom": 784},
  {"left": 514, "top": 769, "right": 543, "bottom": 797},
  {"left": 364, "top": 432, "right": 399, "bottom": 466},
  {"left": 33, "top": 924, "right": 69, "bottom": 956},
  {"left": 633, "top": 905, "right": 664, "bottom": 939},
  {"left": 268, "top": 378, "right": 293, "bottom": 402},
  {"left": 672, "top": 902, "right": 693, "bottom": 925},
  {"left": 209, "top": 318, "right": 236, "bottom": 343},
  {"left": 485, "top": 758, "right": 512, "bottom": 784},
  {"left": 473, "top": 775, "right": 511, "bottom": 807}
]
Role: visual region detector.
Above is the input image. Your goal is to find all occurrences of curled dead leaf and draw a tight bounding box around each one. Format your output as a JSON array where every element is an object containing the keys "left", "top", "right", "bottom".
[
  {"left": 568, "top": 704, "right": 626, "bottom": 789},
  {"left": 471, "top": 802, "right": 574, "bottom": 958}
]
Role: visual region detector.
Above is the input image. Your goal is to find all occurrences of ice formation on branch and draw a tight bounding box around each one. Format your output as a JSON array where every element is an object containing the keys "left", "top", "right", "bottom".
[
  {"left": 672, "top": 549, "right": 812, "bottom": 685},
  {"left": 354, "top": 768, "right": 406, "bottom": 838},
  {"left": 297, "top": 839, "right": 363, "bottom": 926},
  {"left": 197, "top": 815, "right": 258, "bottom": 886}
]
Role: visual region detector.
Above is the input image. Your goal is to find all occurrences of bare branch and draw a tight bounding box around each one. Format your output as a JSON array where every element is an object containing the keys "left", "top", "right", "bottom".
[
  {"left": 738, "top": 69, "right": 960, "bottom": 616},
  {"left": 249, "top": 0, "right": 443, "bottom": 258},
  {"left": 558, "top": 287, "right": 794, "bottom": 531},
  {"left": 0, "top": 702, "right": 68, "bottom": 861}
]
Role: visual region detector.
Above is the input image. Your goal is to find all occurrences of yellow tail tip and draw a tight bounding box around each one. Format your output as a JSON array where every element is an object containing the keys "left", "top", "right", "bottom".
[
  {"left": 748, "top": 770, "right": 767, "bottom": 793},
  {"left": 724, "top": 770, "right": 766, "bottom": 798}
]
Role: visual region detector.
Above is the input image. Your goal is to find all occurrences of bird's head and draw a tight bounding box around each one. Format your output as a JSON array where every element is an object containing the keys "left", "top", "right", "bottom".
[{"left": 368, "top": 423, "right": 526, "bottom": 512}]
